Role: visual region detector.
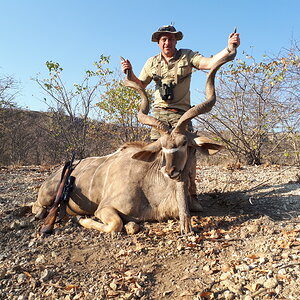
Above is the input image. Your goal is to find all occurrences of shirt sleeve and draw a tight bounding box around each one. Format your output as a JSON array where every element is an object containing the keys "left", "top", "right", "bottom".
[
  {"left": 139, "top": 57, "right": 153, "bottom": 85},
  {"left": 190, "top": 51, "right": 204, "bottom": 70}
]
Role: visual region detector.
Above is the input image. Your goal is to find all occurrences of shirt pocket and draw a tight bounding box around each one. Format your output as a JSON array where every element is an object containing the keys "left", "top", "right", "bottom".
[{"left": 177, "top": 61, "right": 191, "bottom": 78}]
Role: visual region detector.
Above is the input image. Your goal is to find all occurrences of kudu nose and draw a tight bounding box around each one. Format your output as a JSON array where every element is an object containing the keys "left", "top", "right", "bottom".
[{"left": 166, "top": 166, "right": 181, "bottom": 179}]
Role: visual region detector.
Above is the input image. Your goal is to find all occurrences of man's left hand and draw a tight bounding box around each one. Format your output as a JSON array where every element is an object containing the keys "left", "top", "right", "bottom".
[{"left": 228, "top": 31, "right": 240, "bottom": 51}]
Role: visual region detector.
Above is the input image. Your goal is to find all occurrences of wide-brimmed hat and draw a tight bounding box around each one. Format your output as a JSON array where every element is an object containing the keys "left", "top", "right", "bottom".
[{"left": 151, "top": 25, "right": 183, "bottom": 42}]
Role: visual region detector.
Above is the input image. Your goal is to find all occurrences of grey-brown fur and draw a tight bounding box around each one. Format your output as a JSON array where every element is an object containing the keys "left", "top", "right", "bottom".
[{"left": 33, "top": 134, "right": 222, "bottom": 233}]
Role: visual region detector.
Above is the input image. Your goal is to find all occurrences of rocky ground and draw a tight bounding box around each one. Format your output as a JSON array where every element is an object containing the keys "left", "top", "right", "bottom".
[{"left": 0, "top": 163, "right": 300, "bottom": 300}]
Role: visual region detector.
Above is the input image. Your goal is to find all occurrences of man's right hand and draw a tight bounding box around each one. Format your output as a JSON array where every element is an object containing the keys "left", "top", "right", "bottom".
[
  {"left": 121, "top": 59, "right": 132, "bottom": 74},
  {"left": 120, "top": 57, "right": 146, "bottom": 89}
]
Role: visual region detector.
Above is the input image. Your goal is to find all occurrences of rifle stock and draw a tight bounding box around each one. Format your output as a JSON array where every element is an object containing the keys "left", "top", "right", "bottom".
[{"left": 40, "top": 206, "right": 58, "bottom": 234}]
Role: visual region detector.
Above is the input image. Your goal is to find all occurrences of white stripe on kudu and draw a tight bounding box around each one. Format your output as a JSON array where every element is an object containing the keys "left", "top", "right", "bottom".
[{"left": 162, "top": 147, "right": 179, "bottom": 154}]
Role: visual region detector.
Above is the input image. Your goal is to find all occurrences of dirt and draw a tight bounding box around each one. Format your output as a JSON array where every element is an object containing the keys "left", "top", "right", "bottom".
[{"left": 0, "top": 163, "right": 300, "bottom": 300}]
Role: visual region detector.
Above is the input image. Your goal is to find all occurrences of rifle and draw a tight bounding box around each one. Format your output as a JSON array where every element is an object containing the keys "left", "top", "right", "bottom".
[{"left": 40, "top": 152, "right": 76, "bottom": 234}]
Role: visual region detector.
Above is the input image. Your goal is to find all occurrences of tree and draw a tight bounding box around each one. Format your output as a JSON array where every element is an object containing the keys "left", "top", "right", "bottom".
[
  {"left": 196, "top": 47, "right": 300, "bottom": 165},
  {"left": 0, "top": 74, "right": 19, "bottom": 108},
  {"left": 270, "top": 41, "right": 300, "bottom": 164},
  {"left": 33, "top": 55, "right": 112, "bottom": 159},
  {"left": 96, "top": 76, "right": 154, "bottom": 144},
  {"left": 0, "top": 74, "right": 20, "bottom": 164}
]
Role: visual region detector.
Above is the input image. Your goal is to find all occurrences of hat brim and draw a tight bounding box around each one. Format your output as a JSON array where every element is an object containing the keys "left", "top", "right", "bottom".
[{"left": 151, "top": 31, "right": 183, "bottom": 42}]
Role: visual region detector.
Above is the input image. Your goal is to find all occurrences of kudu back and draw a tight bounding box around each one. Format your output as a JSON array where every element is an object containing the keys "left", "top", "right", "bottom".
[{"left": 32, "top": 51, "right": 235, "bottom": 234}]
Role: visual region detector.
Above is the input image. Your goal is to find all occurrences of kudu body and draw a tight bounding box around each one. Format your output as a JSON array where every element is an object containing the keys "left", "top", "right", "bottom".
[{"left": 32, "top": 50, "right": 236, "bottom": 234}]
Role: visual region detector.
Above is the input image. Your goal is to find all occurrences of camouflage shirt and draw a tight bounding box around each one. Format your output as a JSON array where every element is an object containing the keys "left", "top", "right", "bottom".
[{"left": 139, "top": 49, "right": 203, "bottom": 111}]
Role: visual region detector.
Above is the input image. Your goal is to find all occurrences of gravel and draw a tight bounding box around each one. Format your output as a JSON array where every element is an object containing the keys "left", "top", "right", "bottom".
[{"left": 0, "top": 164, "right": 300, "bottom": 299}]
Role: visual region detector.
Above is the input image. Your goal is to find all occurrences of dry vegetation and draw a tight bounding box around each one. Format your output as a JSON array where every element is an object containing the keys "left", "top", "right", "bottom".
[{"left": 0, "top": 108, "right": 118, "bottom": 165}]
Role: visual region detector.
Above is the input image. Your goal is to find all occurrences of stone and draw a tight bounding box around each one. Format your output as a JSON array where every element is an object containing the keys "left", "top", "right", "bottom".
[
  {"left": 125, "top": 222, "right": 140, "bottom": 235},
  {"left": 224, "top": 291, "right": 235, "bottom": 300},
  {"left": 40, "top": 269, "right": 53, "bottom": 282},
  {"left": 17, "top": 273, "right": 27, "bottom": 284},
  {"left": 35, "top": 254, "right": 45, "bottom": 264},
  {"left": 263, "top": 278, "right": 278, "bottom": 289},
  {"left": 220, "top": 272, "right": 231, "bottom": 280}
]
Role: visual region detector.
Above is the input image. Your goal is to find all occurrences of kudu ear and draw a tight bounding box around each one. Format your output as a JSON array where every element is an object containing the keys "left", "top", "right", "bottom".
[
  {"left": 131, "top": 140, "right": 162, "bottom": 162},
  {"left": 192, "top": 136, "right": 224, "bottom": 155}
]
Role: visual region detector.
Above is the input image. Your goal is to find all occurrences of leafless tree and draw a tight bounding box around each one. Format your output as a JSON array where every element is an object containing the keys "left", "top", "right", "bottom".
[
  {"left": 33, "top": 56, "right": 112, "bottom": 159},
  {"left": 196, "top": 45, "right": 300, "bottom": 165}
]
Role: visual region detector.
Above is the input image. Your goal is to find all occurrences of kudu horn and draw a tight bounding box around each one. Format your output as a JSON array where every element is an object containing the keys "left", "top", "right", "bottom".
[
  {"left": 121, "top": 56, "right": 169, "bottom": 134},
  {"left": 174, "top": 49, "right": 237, "bottom": 133}
]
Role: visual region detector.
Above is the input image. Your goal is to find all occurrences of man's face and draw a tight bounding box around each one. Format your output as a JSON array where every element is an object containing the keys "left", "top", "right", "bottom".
[{"left": 158, "top": 33, "right": 177, "bottom": 57}]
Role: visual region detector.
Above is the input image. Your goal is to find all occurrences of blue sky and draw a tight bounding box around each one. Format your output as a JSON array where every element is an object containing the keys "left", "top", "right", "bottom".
[{"left": 1, "top": 0, "right": 300, "bottom": 112}]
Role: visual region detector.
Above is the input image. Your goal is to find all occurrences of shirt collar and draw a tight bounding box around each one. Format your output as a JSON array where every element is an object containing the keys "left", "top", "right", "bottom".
[{"left": 159, "top": 49, "right": 180, "bottom": 62}]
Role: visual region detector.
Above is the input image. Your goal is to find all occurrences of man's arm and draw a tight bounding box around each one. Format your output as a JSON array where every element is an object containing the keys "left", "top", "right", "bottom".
[
  {"left": 198, "top": 30, "right": 240, "bottom": 70},
  {"left": 121, "top": 59, "right": 148, "bottom": 89}
]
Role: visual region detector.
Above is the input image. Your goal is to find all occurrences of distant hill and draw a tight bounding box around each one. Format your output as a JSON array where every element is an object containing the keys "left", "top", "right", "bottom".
[{"left": 0, "top": 108, "right": 120, "bottom": 165}]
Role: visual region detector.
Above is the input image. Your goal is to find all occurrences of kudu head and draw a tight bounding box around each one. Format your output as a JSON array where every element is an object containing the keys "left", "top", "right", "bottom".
[{"left": 124, "top": 50, "right": 236, "bottom": 180}]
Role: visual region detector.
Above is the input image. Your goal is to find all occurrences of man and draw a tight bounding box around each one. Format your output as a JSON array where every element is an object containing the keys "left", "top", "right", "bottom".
[{"left": 121, "top": 25, "right": 240, "bottom": 208}]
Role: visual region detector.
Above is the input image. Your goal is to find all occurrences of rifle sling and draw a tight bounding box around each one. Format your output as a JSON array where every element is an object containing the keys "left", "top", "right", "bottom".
[{"left": 58, "top": 201, "right": 67, "bottom": 221}]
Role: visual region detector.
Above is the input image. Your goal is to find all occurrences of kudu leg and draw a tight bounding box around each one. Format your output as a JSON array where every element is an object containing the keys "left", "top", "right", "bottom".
[
  {"left": 176, "top": 181, "right": 192, "bottom": 234},
  {"left": 33, "top": 172, "right": 62, "bottom": 219},
  {"left": 32, "top": 201, "right": 48, "bottom": 219},
  {"left": 187, "top": 149, "right": 203, "bottom": 212},
  {"left": 78, "top": 207, "right": 123, "bottom": 233},
  {"left": 32, "top": 190, "right": 56, "bottom": 219}
]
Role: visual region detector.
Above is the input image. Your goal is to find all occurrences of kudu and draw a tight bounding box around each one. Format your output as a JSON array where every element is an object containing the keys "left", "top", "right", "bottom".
[{"left": 32, "top": 50, "right": 236, "bottom": 234}]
